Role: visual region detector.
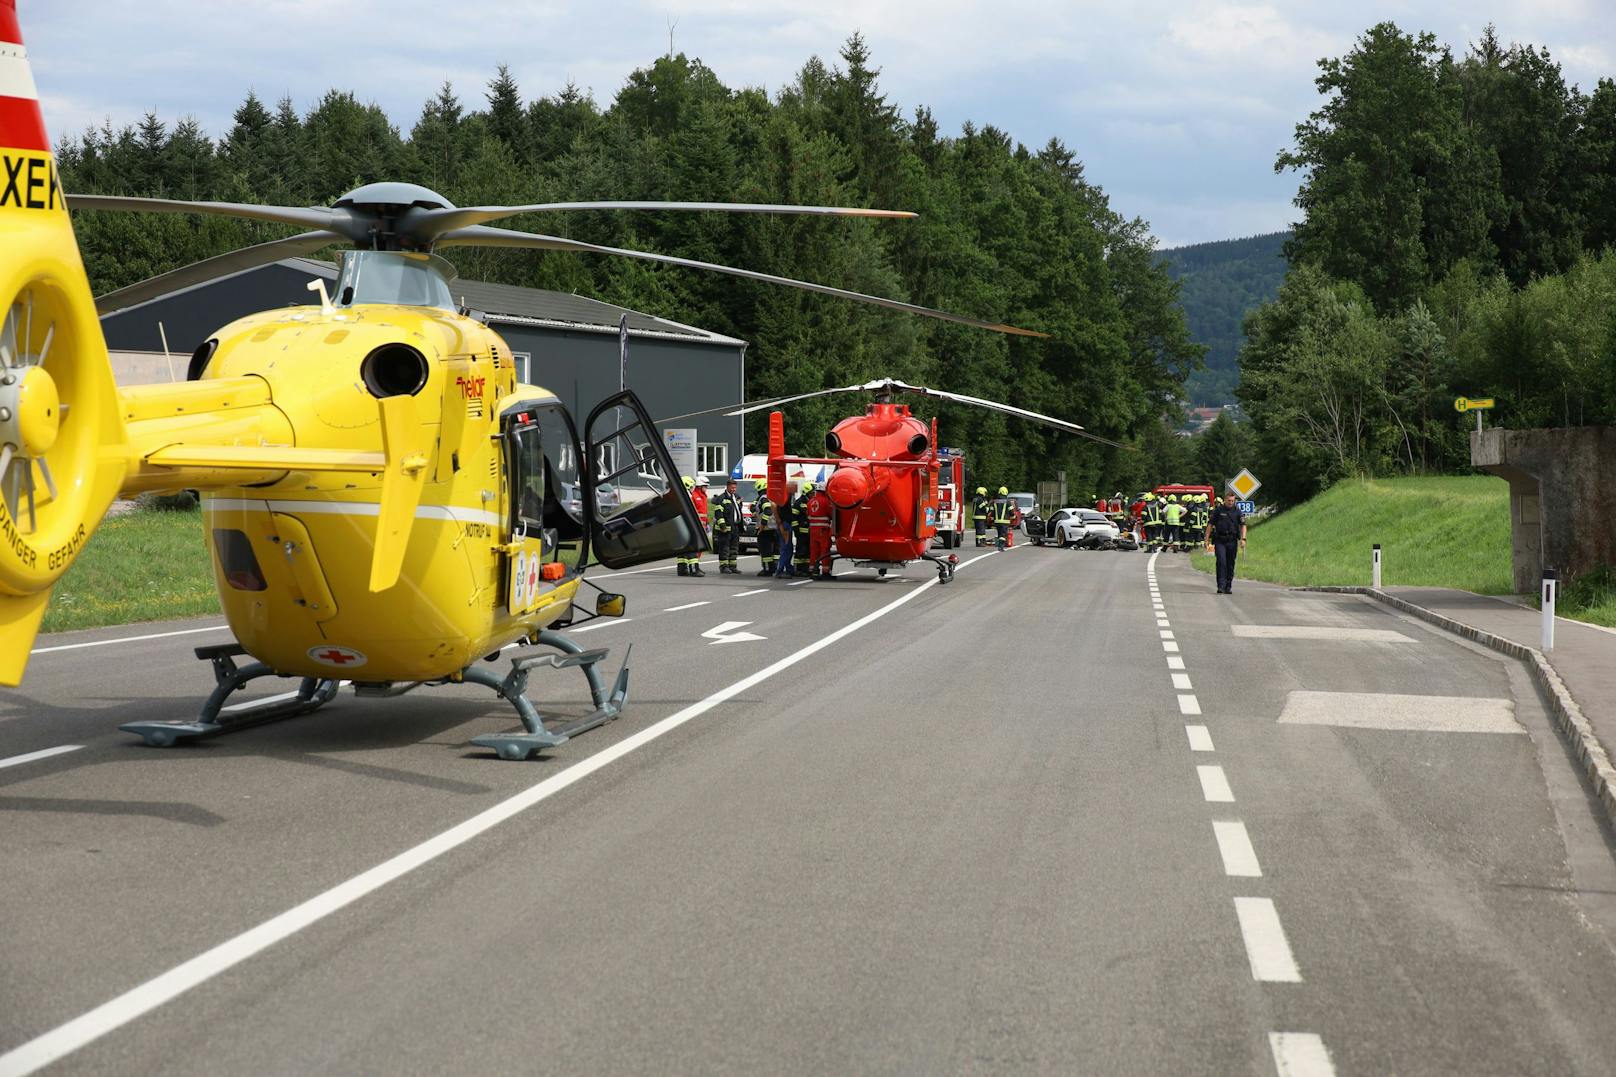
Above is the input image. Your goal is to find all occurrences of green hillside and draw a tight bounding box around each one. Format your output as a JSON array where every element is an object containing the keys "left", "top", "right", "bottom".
[{"left": 1163, "top": 232, "right": 1289, "bottom": 406}]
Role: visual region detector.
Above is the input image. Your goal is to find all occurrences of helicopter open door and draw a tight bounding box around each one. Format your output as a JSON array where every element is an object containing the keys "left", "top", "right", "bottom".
[{"left": 583, "top": 391, "right": 708, "bottom": 569}]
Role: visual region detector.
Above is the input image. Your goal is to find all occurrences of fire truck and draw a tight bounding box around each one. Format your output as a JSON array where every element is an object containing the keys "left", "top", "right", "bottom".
[{"left": 932, "top": 447, "right": 968, "bottom": 548}]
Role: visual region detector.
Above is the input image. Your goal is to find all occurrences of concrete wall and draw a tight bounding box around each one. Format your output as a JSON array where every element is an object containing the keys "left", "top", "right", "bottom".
[{"left": 1472, "top": 426, "right": 1616, "bottom": 591}]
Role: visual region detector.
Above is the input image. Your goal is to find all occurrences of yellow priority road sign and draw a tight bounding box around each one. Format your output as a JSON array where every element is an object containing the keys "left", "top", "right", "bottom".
[
  {"left": 1227, "top": 468, "right": 1262, "bottom": 499},
  {"left": 1454, "top": 396, "right": 1496, "bottom": 413}
]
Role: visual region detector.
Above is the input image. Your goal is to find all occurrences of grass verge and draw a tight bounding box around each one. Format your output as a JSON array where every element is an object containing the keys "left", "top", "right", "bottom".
[
  {"left": 1560, "top": 566, "right": 1616, "bottom": 629},
  {"left": 1187, "top": 475, "right": 1513, "bottom": 593},
  {"left": 43, "top": 504, "right": 219, "bottom": 633}
]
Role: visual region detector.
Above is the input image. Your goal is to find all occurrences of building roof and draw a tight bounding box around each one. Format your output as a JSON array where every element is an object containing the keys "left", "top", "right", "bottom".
[{"left": 279, "top": 258, "right": 745, "bottom": 347}]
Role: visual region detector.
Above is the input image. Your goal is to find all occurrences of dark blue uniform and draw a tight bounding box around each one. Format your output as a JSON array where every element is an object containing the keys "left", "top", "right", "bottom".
[{"left": 1208, "top": 502, "right": 1245, "bottom": 594}]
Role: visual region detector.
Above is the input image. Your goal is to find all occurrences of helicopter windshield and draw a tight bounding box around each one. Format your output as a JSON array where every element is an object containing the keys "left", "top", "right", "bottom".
[{"left": 334, "top": 251, "right": 457, "bottom": 310}]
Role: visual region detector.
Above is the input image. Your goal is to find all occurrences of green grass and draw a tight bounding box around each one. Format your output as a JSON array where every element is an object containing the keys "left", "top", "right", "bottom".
[
  {"left": 43, "top": 504, "right": 219, "bottom": 633},
  {"left": 1560, "top": 566, "right": 1616, "bottom": 629},
  {"left": 1187, "top": 475, "right": 1514, "bottom": 594}
]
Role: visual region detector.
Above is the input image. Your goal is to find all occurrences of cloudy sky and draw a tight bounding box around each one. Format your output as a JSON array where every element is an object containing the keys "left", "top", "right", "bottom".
[{"left": 20, "top": 1, "right": 1616, "bottom": 247}]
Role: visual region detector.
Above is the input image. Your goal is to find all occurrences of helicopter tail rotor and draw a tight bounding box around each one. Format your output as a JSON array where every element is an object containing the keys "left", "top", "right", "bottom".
[{"left": 0, "top": 1, "right": 131, "bottom": 683}]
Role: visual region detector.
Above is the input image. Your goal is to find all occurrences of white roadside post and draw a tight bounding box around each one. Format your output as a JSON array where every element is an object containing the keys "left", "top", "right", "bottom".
[
  {"left": 1372, "top": 544, "right": 1382, "bottom": 590},
  {"left": 1542, "top": 570, "right": 1557, "bottom": 652}
]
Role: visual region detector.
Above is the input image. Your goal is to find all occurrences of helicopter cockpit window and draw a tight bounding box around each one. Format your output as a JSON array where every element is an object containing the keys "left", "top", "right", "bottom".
[
  {"left": 334, "top": 251, "right": 456, "bottom": 311},
  {"left": 508, "top": 418, "right": 546, "bottom": 535}
]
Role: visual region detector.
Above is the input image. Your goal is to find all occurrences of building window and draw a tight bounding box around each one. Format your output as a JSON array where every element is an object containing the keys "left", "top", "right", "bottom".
[
  {"left": 510, "top": 351, "right": 532, "bottom": 382},
  {"left": 697, "top": 442, "right": 728, "bottom": 475}
]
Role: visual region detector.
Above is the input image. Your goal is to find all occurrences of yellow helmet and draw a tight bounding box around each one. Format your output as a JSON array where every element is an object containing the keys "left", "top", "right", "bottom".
[
  {"left": 976, "top": 486, "right": 987, "bottom": 495},
  {"left": 998, "top": 486, "right": 1008, "bottom": 496},
  {"left": 801, "top": 481, "right": 814, "bottom": 493},
  {"left": 682, "top": 476, "right": 695, "bottom": 490}
]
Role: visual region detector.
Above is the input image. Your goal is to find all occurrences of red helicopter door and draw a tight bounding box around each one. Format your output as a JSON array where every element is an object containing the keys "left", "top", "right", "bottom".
[{"left": 583, "top": 391, "right": 710, "bottom": 569}]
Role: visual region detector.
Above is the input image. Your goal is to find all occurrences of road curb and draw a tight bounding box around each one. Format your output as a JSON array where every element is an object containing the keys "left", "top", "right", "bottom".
[{"left": 1304, "top": 585, "right": 1616, "bottom": 833}]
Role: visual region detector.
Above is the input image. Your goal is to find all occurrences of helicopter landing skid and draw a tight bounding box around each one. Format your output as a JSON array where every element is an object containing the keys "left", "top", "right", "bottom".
[
  {"left": 921, "top": 553, "right": 958, "bottom": 584},
  {"left": 121, "top": 643, "right": 342, "bottom": 747},
  {"left": 467, "top": 632, "right": 632, "bottom": 760}
]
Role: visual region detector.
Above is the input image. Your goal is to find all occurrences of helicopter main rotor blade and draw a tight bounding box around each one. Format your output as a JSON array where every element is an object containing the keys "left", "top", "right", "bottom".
[
  {"left": 721, "top": 383, "right": 884, "bottom": 417},
  {"left": 94, "top": 230, "right": 346, "bottom": 315},
  {"left": 410, "top": 201, "right": 916, "bottom": 239},
  {"left": 892, "top": 382, "right": 1129, "bottom": 448},
  {"left": 69, "top": 194, "right": 347, "bottom": 235},
  {"left": 435, "top": 225, "right": 1049, "bottom": 338}
]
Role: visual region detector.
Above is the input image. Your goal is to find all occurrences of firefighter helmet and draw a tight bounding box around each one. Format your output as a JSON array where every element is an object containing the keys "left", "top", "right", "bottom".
[
  {"left": 682, "top": 476, "right": 695, "bottom": 490},
  {"left": 998, "top": 486, "right": 1008, "bottom": 495},
  {"left": 976, "top": 486, "right": 987, "bottom": 495}
]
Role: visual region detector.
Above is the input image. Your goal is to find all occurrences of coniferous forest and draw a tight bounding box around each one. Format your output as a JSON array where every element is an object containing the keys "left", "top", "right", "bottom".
[{"left": 55, "top": 36, "right": 1202, "bottom": 498}]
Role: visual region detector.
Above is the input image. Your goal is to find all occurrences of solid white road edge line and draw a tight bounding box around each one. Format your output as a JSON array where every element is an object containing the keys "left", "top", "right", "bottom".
[
  {"left": 568, "top": 618, "right": 634, "bottom": 634},
  {"left": 30, "top": 624, "right": 228, "bottom": 655},
  {"left": 1269, "top": 1032, "right": 1336, "bottom": 1076},
  {"left": 1234, "top": 896, "right": 1303, "bottom": 982},
  {"left": 1213, "top": 820, "right": 1262, "bottom": 877},
  {"left": 0, "top": 548, "right": 1002, "bottom": 1077},
  {"left": 731, "top": 589, "right": 768, "bottom": 597},
  {"left": 1197, "top": 764, "right": 1235, "bottom": 802},
  {"left": 0, "top": 745, "right": 82, "bottom": 771}
]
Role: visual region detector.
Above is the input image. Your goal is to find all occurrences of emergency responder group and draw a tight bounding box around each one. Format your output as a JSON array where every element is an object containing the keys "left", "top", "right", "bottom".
[
  {"left": 677, "top": 476, "right": 836, "bottom": 580},
  {"left": 970, "top": 486, "right": 1019, "bottom": 548},
  {"left": 1136, "top": 492, "right": 1212, "bottom": 552}
]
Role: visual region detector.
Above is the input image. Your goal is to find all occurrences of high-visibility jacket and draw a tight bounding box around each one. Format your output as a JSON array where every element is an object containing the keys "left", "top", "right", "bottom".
[
  {"left": 789, "top": 495, "right": 811, "bottom": 536},
  {"left": 690, "top": 485, "right": 709, "bottom": 525},
  {"left": 1164, "top": 503, "right": 1184, "bottom": 526},
  {"left": 712, "top": 492, "right": 742, "bottom": 532},
  {"left": 806, "top": 491, "right": 833, "bottom": 529},
  {"left": 992, "top": 498, "right": 1015, "bottom": 525},
  {"left": 972, "top": 496, "right": 993, "bottom": 523},
  {"left": 755, "top": 495, "right": 775, "bottom": 530}
]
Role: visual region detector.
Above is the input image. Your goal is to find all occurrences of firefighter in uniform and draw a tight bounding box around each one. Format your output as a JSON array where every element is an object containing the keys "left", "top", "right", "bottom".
[
  {"left": 754, "top": 484, "right": 778, "bottom": 576},
  {"left": 790, "top": 481, "right": 813, "bottom": 575},
  {"left": 1163, "top": 494, "right": 1185, "bottom": 551},
  {"left": 711, "top": 478, "right": 743, "bottom": 573},
  {"left": 972, "top": 486, "right": 992, "bottom": 547},
  {"left": 806, "top": 483, "right": 834, "bottom": 577},
  {"left": 678, "top": 476, "right": 708, "bottom": 576},
  {"left": 1141, "top": 492, "right": 1160, "bottom": 550},
  {"left": 993, "top": 485, "right": 1015, "bottom": 549}
]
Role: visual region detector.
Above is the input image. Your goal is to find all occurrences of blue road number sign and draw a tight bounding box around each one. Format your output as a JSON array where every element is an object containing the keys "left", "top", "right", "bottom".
[{"left": 1236, "top": 500, "right": 1256, "bottom": 515}]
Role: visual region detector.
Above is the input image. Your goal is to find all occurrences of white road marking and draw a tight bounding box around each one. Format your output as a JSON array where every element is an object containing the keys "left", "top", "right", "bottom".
[
  {"left": 1167, "top": 656, "right": 1185, "bottom": 670},
  {"left": 787, "top": 580, "right": 812, "bottom": 587},
  {"left": 661, "top": 602, "right": 710, "bottom": 612},
  {"left": 1269, "top": 1032, "right": 1336, "bottom": 1076},
  {"left": 1172, "top": 673, "right": 1193, "bottom": 690},
  {"left": 1197, "top": 765, "right": 1234, "bottom": 802},
  {"left": 1235, "top": 897, "right": 1302, "bottom": 982},
  {"left": 1178, "top": 694, "right": 1201, "bottom": 716},
  {"left": 701, "top": 621, "right": 766, "bottom": 645},
  {"left": 1278, "top": 690, "right": 1521, "bottom": 734},
  {"left": 1185, "top": 725, "right": 1214, "bottom": 752},
  {"left": 0, "top": 549, "right": 1004, "bottom": 1077},
  {"left": 1163, "top": 641, "right": 1180, "bottom": 653},
  {"left": 1160, "top": 630, "right": 1174, "bottom": 639},
  {"left": 1156, "top": 618, "right": 1171, "bottom": 627},
  {"left": 1233, "top": 624, "right": 1414, "bottom": 643},
  {"left": 220, "top": 690, "right": 300, "bottom": 714},
  {"left": 568, "top": 618, "right": 633, "bottom": 634},
  {"left": 730, "top": 589, "right": 768, "bottom": 597},
  {"left": 603, "top": 559, "right": 717, "bottom": 578},
  {"left": 1213, "top": 820, "right": 1262, "bottom": 877},
  {"left": 30, "top": 624, "right": 228, "bottom": 655},
  {"left": 0, "top": 745, "right": 82, "bottom": 771}
]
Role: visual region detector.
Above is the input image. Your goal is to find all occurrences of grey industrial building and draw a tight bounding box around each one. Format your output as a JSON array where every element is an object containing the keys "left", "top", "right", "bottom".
[{"left": 100, "top": 258, "right": 748, "bottom": 479}]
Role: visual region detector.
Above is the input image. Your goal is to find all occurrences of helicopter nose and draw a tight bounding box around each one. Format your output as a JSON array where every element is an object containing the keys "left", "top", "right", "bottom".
[{"left": 827, "top": 466, "right": 868, "bottom": 509}]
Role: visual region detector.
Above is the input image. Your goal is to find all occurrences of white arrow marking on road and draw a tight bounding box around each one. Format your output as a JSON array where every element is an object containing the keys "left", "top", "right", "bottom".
[{"left": 702, "top": 621, "right": 767, "bottom": 645}]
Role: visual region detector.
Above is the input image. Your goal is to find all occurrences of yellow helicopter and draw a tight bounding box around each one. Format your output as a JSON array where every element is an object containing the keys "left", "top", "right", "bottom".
[{"left": 0, "top": 6, "right": 1042, "bottom": 759}]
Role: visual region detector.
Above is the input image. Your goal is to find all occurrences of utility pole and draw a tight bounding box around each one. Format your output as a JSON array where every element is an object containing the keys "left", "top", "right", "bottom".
[{"left": 667, "top": 15, "right": 679, "bottom": 58}]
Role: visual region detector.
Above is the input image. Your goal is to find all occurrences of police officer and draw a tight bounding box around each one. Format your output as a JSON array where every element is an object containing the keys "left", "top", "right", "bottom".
[
  {"left": 972, "top": 486, "right": 992, "bottom": 547},
  {"left": 790, "top": 481, "right": 813, "bottom": 576},
  {"left": 992, "top": 485, "right": 1014, "bottom": 549},
  {"left": 677, "top": 476, "right": 708, "bottom": 576},
  {"left": 1204, "top": 491, "right": 1248, "bottom": 594},
  {"left": 754, "top": 483, "right": 778, "bottom": 576},
  {"left": 711, "top": 477, "right": 743, "bottom": 573}
]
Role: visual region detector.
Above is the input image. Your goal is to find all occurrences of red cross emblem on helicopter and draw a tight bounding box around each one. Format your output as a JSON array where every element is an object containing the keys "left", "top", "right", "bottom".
[{"left": 308, "top": 645, "right": 367, "bottom": 668}]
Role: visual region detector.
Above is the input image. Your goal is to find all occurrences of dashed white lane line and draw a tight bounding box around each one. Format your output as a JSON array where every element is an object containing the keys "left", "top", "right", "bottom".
[
  {"left": 1167, "top": 656, "right": 1185, "bottom": 670},
  {"left": 0, "top": 549, "right": 1006, "bottom": 1077},
  {"left": 1197, "top": 765, "right": 1234, "bottom": 802},
  {"left": 0, "top": 745, "right": 82, "bottom": 771},
  {"left": 662, "top": 601, "right": 710, "bottom": 612},
  {"left": 787, "top": 580, "right": 812, "bottom": 587},
  {"left": 568, "top": 618, "right": 634, "bottom": 634},
  {"left": 1185, "top": 725, "right": 1214, "bottom": 752},
  {"left": 1269, "top": 1032, "right": 1336, "bottom": 1076},
  {"left": 1178, "top": 694, "right": 1202, "bottom": 716},
  {"left": 1159, "top": 630, "right": 1175, "bottom": 640},
  {"left": 1163, "top": 641, "right": 1180, "bottom": 653},
  {"left": 731, "top": 589, "right": 769, "bottom": 597},
  {"left": 1213, "top": 820, "right": 1262, "bottom": 877},
  {"left": 1171, "top": 673, "right": 1193, "bottom": 690},
  {"left": 1235, "top": 897, "right": 1302, "bottom": 982},
  {"left": 1156, "top": 618, "right": 1171, "bottom": 627},
  {"left": 30, "top": 624, "right": 228, "bottom": 655}
]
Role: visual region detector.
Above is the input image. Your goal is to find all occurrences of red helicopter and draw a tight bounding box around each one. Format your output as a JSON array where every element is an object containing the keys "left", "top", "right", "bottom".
[{"left": 730, "top": 379, "right": 1120, "bottom": 582}]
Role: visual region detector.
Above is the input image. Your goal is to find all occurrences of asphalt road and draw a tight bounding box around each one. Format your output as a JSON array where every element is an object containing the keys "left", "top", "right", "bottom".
[{"left": 3, "top": 546, "right": 1615, "bottom": 1075}]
